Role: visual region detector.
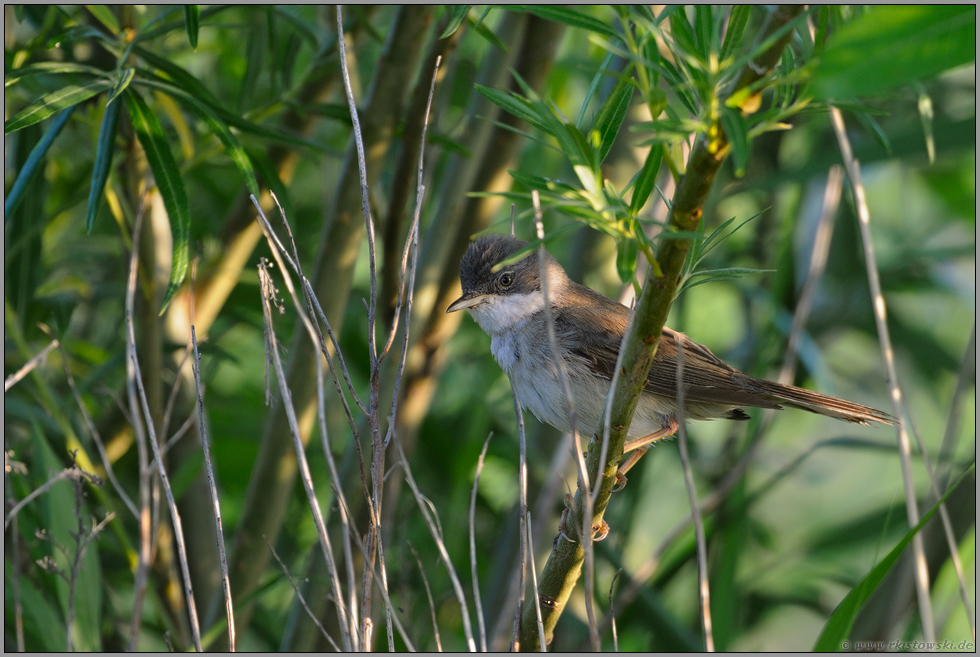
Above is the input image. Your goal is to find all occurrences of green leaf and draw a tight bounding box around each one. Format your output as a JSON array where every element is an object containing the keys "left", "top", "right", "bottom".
[
  {"left": 475, "top": 84, "right": 550, "bottom": 134},
  {"left": 124, "top": 90, "right": 190, "bottom": 313},
  {"left": 851, "top": 109, "right": 892, "bottom": 156},
  {"left": 719, "top": 106, "right": 750, "bottom": 177},
  {"left": 184, "top": 5, "right": 200, "bottom": 49},
  {"left": 693, "top": 5, "right": 714, "bottom": 59},
  {"left": 576, "top": 52, "right": 615, "bottom": 129},
  {"left": 442, "top": 5, "right": 470, "bottom": 38},
  {"left": 85, "top": 96, "right": 121, "bottom": 232},
  {"left": 523, "top": 5, "right": 620, "bottom": 40},
  {"left": 85, "top": 5, "right": 119, "bottom": 33},
  {"left": 813, "top": 464, "right": 975, "bottom": 651},
  {"left": 813, "top": 5, "right": 975, "bottom": 100},
  {"left": 721, "top": 6, "right": 751, "bottom": 60},
  {"left": 4, "top": 62, "right": 110, "bottom": 88},
  {"left": 4, "top": 106, "right": 76, "bottom": 219},
  {"left": 5, "top": 79, "right": 112, "bottom": 133},
  {"left": 592, "top": 76, "right": 634, "bottom": 166},
  {"left": 616, "top": 236, "right": 639, "bottom": 284},
  {"left": 105, "top": 67, "right": 135, "bottom": 105},
  {"left": 134, "top": 76, "right": 324, "bottom": 152},
  {"left": 630, "top": 143, "right": 663, "bottom": 214}
]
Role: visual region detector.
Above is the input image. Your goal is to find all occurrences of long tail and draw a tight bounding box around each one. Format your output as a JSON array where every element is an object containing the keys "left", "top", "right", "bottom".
[{"left": 753, "top": 379, "right": 896, "bottom": 426}]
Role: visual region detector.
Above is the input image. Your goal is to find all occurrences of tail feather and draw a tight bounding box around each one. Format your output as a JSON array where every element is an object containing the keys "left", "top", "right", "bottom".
[{"left": 754, "top": 380, "right": 896, "bottom": 426}]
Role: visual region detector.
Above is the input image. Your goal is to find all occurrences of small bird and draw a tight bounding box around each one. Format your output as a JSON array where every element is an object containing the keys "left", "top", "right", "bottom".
[{"left": 447, "top": 235, "right": 894, "bottom": 477}]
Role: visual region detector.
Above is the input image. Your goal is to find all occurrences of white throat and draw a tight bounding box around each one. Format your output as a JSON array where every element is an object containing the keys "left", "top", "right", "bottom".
[{"left": 467, "top": 292, "right": 544, "bottom": 336}]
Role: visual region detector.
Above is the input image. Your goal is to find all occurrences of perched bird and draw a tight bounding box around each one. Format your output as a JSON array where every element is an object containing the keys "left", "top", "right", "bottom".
[{"left": 447, "top": 234, "right": 894, "bottom": 477}]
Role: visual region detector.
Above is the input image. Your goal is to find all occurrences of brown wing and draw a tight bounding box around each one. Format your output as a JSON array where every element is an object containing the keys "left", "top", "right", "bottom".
[
  {"left": 555, "top": 282, "right": 780, "bottom": 409},
  {"left": 556, "top": 282, "right": 895, "bottom": 425}
]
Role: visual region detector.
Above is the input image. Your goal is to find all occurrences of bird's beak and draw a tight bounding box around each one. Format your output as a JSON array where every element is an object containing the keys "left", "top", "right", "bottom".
[{"left": 447, "top": 292, "right": 487, "bottom": 313}]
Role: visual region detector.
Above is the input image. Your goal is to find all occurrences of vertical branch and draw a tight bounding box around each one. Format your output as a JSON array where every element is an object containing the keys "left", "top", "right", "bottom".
[
  {"left": 335, "top": 8, "right": 388, "bottom": 645},
  {"left": 510, "top": 389, "right": 529, "bottom": 652},
  {"left": 189, "top": 327, "right": 235, "bottom": 651},
  {"left": 124, "top": 198, "right": 153, "bottom": 651},
  {"left": 127, "top": 309, "right": 203, "bottom": 652},
  {"left": 674, "top": 341, "right": 714, "bottom": 651},
  {"left": 526, "top": 511, "right": 546, "bottom": 653},
  {"left": 470, "top": 433, "right": 493, "bottom": 653},
  {"left": 252, "top": 204, "right": 356, "bottom": 651},
  {"left": 829, "top": 106, "right": 935, "bottom": 644}
]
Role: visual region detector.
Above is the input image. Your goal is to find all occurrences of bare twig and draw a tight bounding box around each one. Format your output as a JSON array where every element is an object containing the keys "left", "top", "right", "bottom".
[
  {"left": 4, "top": 469, "right": 26, "bottom": 652},
  {"left": 190, "top": 326, "right": 236, "bottom": 651},
  {"left": 526, "top": 511, "right": 546, "bottom": 653},
  {"left": 470, "top": 433, "right": 493, "bottom": 653},
  {"left": 53, "top": 339, "right": 139, "bottom": 519},
  {"left": 410, "top": 542, "right": 444, "bottom": 652},
  {"left": 511, "top": 389, "right": 529, "bottom": 652},
  {"left": 830, "top": 106, "right": 935, "bottom": 644},
  {"left": 4, "top": 469, "right": 72, "bottom": 530},
  {"left": 674, "top": 341, "right": 714, "bottom": 652},
  {"left": 393, "top": 436, "right": 477, "bottom": 651},
  {"left": 608, "top": 569, "right": 623, "bottom": 653},
  {"left": 335, "top": 9, "right": 392, "bottom": 645},
  {"left": 256, "top": 258, "right": 354, "bottom": 652},
  {"left": 64, "top": 461, "right": 114, "bottom": 652},
  {"left": 124, "top": 195, "right": 152, "bottom": 652},
  {"left": 531, "top": 190, "right": 599, "bottom": 650},
  {"left": 127, "top": 309, "right": 203, "bottom": 652},
  {"left": 265, "top": 537, "right": 341, "bottom": 652},
  {"left": 4, "top": 338, "right": 58, "bottom": 392},
  {"left": 779, "top": 165, "right": 844, "bottom": 383}
]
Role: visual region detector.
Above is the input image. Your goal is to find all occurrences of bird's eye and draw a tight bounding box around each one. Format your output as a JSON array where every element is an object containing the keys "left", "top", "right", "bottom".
[{"left": 499, "top": 273, "right": 513, "bottom": 287}]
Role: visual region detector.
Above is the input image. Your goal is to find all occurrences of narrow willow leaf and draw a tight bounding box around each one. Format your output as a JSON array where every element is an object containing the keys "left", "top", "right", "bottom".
[
  {"left": 85, "top": 4, "right": 120, "bottom": 33},
  {"left": 474, "top": 84, "right": 550, "bottom": 134},
  {"left": 719, "top": 106, "right": 750, "bottom": 177},
  {"left": 630, "top": 143, "right": 663, "bottom": 214},
  {"left": 148, "top": 81, "right": 260, "bottom": 198},
  {"left": 813, "top": 464, "right": 975, "bottom": 652},
  {"left": 693, "top": 5, "right": 713, "bottom": 59},
  {"left": 441, "top": 5, "right": 471, "bottom": 38},
  {"left": 524, "top": 5, "right": 619, "bottom": 40},
  {"left": 4, "top": 62, "right": 110, "bottom": 88},
  {"left": 592, "top": 76, "right": 634, "bottom": 166},
  {"left": 616, "top": 238, "right": 639, "bottom": 284},
  {"left": 184, "top": 5, "right": 200, "bottom": 49},
  {"left": 105, "top": 67, "right": 135, "bottom": 105},
  {"left": 124, "top": 90, "right": 190, "bottom": 313},
  {"left": 721, "top": 5, "right": 751, "bottom": 60},
  {"left": 85, "top": 96, "right": 122, "bottom": 232},
  {"left": 852, "top": 110, "right": 892, "bottom": 155},
  {"left": 576, "top": 52, "right": 615, "bottom": 129},
  {"left": 5, "top": 79, "right": 112, "bottom": 133},
  {"left": 4, "top": 106, "right": 76, "bottom": 219},
  {"left": 134, "top": 75, "right": 323, "bottom": 152}
]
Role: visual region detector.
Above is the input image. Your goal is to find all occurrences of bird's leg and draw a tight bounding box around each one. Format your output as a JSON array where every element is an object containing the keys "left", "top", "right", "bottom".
[{"left": 613, "top": 419, "right": 679, "bottom": 492}]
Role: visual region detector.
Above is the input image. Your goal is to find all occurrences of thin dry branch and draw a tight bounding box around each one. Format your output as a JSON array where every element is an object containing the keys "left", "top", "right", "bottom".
[
  {"left": 393, "top": 436, "right": 477, "bottom": 651},
  {"left": 526, "top": 511, "right": 546, "bottom": 653},
  {"left": 190, "top": 326, "right": 236, "bottom": 651},
  {"left": 265, "top": 537, "right": 342, "bottom": 653},
  {"left": 4, "top": 338, "right": 58, "bottom": 392},
  {"left": 830, "top": 106, "right": 936, "bottom": 644},
  {"left": 470, "top": 433, "right": 493, "bottom": 653},
  {"left": 256, "top": 258, "right": 354, "bottom": 652},
  {"left": 54, "top": 340, "right": 139, "bottom": 519},
  {"left": 410, "top": 542, "right": 444, "bottom": 652},
  {"left": 127, "top": 310, "right": 204, "bottom": 652},
  {"left": 674, "top": 341, "right": 714, "bottom": 652}
]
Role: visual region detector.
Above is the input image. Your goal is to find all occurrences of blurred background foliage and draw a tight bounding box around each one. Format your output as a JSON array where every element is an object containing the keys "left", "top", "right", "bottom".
[{"left": 4, "top": 5, "right": 975, "bottom": 652}]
